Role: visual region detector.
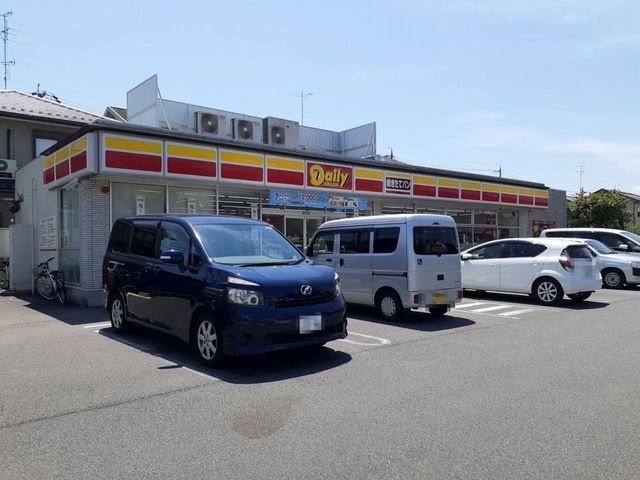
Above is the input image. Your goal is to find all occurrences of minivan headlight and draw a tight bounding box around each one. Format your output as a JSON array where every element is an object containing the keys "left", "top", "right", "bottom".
[
  {"left": 334, "top": 272, "right": 341, "bottom": 297},
  {"left": 228, "top": 288, "right": 263, "bottom": 306}
]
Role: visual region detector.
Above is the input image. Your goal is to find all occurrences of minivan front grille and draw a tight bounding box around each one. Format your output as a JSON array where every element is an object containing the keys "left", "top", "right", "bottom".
[{"left": 274, "top": 293, "right": 334, "bottom": 308}]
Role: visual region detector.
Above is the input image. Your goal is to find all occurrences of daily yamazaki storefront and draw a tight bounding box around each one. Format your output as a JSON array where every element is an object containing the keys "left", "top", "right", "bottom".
[{"left": 13, "top": 120, "right": 563, "bottom": 305}]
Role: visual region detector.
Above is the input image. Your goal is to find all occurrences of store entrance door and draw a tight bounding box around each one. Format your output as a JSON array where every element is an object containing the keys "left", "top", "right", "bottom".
[{"left": 262, "top": 209, "right": 345, "bottom": 250}]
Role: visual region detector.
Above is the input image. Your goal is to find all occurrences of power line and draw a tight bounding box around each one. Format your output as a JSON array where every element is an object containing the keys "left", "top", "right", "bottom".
[{"left": 0, "top": 11, "right": 15, "bottom": 89}]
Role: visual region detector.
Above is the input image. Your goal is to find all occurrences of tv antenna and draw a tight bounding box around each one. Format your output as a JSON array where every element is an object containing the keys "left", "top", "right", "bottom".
[
  {"left": 493, "top": 164, "right": 502, "bottom": 179},
  {"left": 577, "top": 165, "right": 586, "bottom": 192},
  {"left": 0, "top": 11, "right": 15, "bottom": 90},
  {"left": 297, "top": 90, "right": 312, "bottom": 126}
]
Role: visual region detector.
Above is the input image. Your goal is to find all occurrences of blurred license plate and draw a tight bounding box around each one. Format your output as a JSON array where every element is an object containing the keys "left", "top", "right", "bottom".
[
  {"left": 299, "top": 315, "right": 322, "bottom": 334},
  {"left": 433, "top": 293, "right": 447, "bottom": 304}
]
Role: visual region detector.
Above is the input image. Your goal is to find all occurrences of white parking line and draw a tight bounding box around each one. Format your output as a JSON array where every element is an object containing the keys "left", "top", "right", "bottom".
[
  {"left": 468, "top": 305, "right": 512, "bottom": 313},
  {"left": 498, "top": 308, "right": 536, "bottom": 317},
  {"left": 82, "top": 322, "right": 111, "bottom": 329},
  {"left": 453, "top": 302, "right": 487, "bottom": 309},
  {"left": 339, "top": 331, "right": 391, "bottom": 346}
]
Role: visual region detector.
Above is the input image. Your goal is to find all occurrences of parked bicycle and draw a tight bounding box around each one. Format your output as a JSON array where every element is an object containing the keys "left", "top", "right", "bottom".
[
  {"left": 0, "top": 257, "right": 9, "bottom": 290},
  {"left": 34, "top": 257, "right": 66, "bottom": 304}
]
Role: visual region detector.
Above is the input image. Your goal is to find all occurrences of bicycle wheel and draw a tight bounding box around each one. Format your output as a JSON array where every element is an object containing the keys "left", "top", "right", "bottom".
[
  {"left": 36, "top": 274, "right": 57, "bottom": 300},
  {"left": 0, "top": 268, "right": 8, "bottom": 289}
]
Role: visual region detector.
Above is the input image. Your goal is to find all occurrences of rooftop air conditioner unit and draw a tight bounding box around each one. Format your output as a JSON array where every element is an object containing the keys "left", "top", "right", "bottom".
[
  {"left": 263, "top": 117, "right": 299, "bottom": 149},
  {"left": 231, "top": 118, "right": 262, "bottom": 143},
  {"left": 0, "top": 159, "right": 17, "bottom": 174},
  {"left": 195, "top": 112, "right": 227, "bottom": 137}
]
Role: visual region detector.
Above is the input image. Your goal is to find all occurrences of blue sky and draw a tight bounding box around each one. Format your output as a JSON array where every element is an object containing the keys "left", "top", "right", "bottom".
[{"left": 6, "top": 0, "right": 640, "bottom": 194}]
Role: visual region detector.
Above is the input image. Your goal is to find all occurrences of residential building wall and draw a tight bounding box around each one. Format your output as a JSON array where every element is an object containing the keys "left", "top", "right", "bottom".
[{"left": 0, "top": 118, "right": 78, "bottom": 169}]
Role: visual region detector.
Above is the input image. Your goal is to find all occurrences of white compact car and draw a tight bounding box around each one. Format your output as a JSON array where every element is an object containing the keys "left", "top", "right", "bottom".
[
  {"left": 579, "top": 238, "right": 640, "bottom": 288},
  {"left": 461, "top": 237, "right": 601, "bottom": 305}
]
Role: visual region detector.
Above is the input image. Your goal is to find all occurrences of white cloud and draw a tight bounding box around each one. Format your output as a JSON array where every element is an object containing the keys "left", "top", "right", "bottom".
[{"left": 468, "top": 122, "right": 640, "bottom": 174}]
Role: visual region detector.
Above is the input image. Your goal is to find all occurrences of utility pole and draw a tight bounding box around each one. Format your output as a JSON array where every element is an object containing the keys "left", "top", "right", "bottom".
[
  {"left": 493, "top": 164, "right": 502, "bottom": 179},
  {"left": 298, "top": 90, "right": 312, "bottom": 125},
  {"left": 577, "top": 165, "right": 586, "bottom": 192},
  {"left": 0, "top": 11, "right": 15, "bottom": 90}
]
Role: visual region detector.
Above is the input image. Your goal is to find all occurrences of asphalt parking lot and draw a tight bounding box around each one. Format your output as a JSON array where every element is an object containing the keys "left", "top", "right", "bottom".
[{"left": 2, "top": 288, "right": 640, "bottom": 480}]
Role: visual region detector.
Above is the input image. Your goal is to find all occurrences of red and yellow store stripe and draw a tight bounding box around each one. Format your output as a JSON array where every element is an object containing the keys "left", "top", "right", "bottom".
[
  {"left": 266, "top": 155, "right": 304, "bottom": 186},
  {"left": 54, "top": 147, "right": 70, "bottom": 180},
  {"left": 518, "top": 187, "right": 534, "bottom": 206},
  {"left": 437, "top": 178, "right": 460, "bottom": 199},
  {"left": 166, "top": 142, "right": 217, "bottom": 178},
  {"left": 482, "top": 183, "right": 500, "bottom": 203},
  {"left": 460, "top": 181, "right": 481, "bottom": 201},
  {"left": 534, "top": 189, "right": 549, "bottom": 206},
  {"left": 70, "top": 137, "right": 88, "bottom": 173},
  {"left": 104, "top": 135, "right": 163, "bottom": 172},
  {"left": 354, "top": 168, "right": 384, "bottom": 193},
  {"left": 42, "top": 155, "right": 55, "bottom": 185},
  {"left": 500, "top": 185, "right": 518, "bottom": 204},
  {"left": 219, "top": 149, "right": 264, "bottom": 183},
  {"left": 413, "top": 175, "right": 436, "bottom": 197}
]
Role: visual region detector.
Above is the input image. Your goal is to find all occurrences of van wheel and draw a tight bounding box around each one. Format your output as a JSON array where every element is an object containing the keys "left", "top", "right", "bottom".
[
  {"left": 193, "top": 312, "right": 226, "bottom": 367},
  {"left": 602, "top": 268, "right": 625, "bottom": 289},
  {"left": 532, "top": 278, "right": 564, "bottom": 305},
  {"left": 376, "top": 289, "right": 406, "bottom": 321},
  {"left": 108, "top": 293, "right": 131, "bottom": 334},
  {"left": 429, "top": 306, "right": 448, "bottom": 316}
]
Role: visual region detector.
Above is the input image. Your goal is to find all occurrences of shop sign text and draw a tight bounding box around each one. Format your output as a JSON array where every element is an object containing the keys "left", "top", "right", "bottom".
[
  {"left": 386, "top": 176, "right": 411, "bottom": 192},
  {"left": 307, "top": 163, "right": 352, "bottom": 190}
]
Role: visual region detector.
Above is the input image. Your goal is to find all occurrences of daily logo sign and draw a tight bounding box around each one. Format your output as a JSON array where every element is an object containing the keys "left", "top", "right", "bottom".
[{"left": 307, "top": 163, "right": 353, "bottom": 190}]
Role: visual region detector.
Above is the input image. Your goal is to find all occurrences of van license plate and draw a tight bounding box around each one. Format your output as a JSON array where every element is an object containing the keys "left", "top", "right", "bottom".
[
  {"left": 433, "top": 293, "right": 447, "bottom": 304},
  {"left": 299, "top": 315, "right": 322, "bottom": 334}
]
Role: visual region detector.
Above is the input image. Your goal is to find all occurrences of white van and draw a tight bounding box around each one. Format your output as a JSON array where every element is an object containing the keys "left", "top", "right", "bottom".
[{"left": 307, "top": 214, "right": 463, "bottom": 320}]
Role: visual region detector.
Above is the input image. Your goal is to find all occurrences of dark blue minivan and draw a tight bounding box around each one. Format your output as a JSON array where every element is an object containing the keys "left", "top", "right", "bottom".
[{"left": 102, "top": 215, "right": 347, "bottom": 366}]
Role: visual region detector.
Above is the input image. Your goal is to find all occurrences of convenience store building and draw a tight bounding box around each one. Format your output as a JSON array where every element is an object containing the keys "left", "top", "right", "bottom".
[{"left": 11, "top": 78, "right": 565, "bottom": 305}]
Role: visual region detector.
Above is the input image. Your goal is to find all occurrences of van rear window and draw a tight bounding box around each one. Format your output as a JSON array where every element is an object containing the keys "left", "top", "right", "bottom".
[
  {"left": 374, "top": 227, "right": 400, "bottom": 254},
  {"left": 413, "top": 226, "right": 459, "bottom": 255}
]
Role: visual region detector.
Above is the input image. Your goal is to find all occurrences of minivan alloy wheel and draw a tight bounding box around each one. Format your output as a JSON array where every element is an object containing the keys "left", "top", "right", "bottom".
[
  {"left": 197, "top": 320, "right": 218, "bottom": 360},
  {"left": 603, "top": 269, "right": 623, "bottom": 288},
  {"left": 111, "top": 298, "right": 124, "bottom": 329}
]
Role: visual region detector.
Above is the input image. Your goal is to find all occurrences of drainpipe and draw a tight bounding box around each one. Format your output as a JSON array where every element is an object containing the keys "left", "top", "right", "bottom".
[{"left": 31, "top": 176, "right": 36, "bottom": 295}]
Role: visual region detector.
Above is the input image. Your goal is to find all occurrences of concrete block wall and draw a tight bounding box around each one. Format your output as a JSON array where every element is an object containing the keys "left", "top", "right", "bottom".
[{"left": 78, "top": 178, "right": 110, "bottom": 306}]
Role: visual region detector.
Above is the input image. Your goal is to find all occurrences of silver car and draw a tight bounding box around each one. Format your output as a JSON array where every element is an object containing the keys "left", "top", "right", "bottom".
[{"left": 580, "top": 238, "right": 640, "bottom": 288}]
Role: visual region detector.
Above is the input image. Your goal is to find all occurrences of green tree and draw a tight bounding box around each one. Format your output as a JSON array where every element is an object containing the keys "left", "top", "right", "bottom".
[{"left": 567, "top": 190, "right": 630, "bottom": 228}]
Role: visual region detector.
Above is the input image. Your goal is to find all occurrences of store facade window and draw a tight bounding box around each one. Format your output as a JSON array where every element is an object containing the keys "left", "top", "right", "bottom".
[
  {"left": 59, "top": 189, "right": 80, "bottom": 284},
  {"left": 111, "top": 183, "right": 165, "bottom": 223},
  {"left": 168, "top": 187, "right": 216, "bottom": 214}
]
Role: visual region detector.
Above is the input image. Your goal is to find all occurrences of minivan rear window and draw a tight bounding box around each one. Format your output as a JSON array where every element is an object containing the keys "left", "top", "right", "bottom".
[
  {"left": 109, "top": 222, "right": 131, "bottom": 253},
  {"left": 130, "top": 226, "right": 158, "bottom": 258},
  {"left": 413, "top": 226, "right": 459, "bottom": 255}
]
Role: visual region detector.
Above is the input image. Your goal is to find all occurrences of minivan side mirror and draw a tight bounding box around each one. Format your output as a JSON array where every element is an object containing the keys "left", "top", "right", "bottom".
[
  {"left": 618, "top": 244, "right": 629, "bottom": 251},
  {"left": 461, "top": 253, "right": 472, "bottom": 261},
  {"left": 160, "top": 249, "right": 184, "bottom": 264}
]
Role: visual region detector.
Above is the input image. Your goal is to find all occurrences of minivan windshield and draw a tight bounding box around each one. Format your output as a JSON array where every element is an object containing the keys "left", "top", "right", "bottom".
[
  {"left": 194, "top": 223, "right": 304, "bottom": 266},
  {"left": 413, "top": 226, "right": 459, "bottom": 255},
  {"left": 584, "top": 239, "right": 615, "bottom": 255},
  {"left": 624, "top": 231, "right": 640, "bottom": 245}
]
